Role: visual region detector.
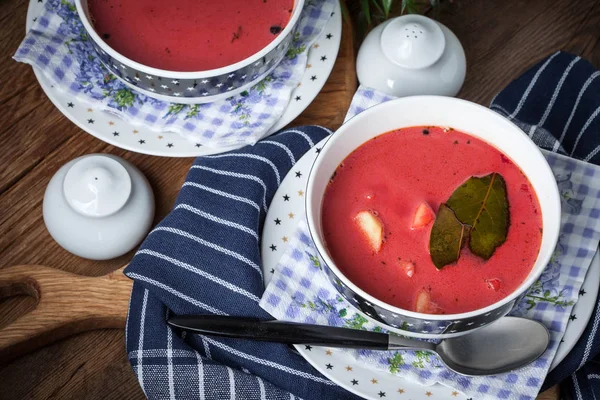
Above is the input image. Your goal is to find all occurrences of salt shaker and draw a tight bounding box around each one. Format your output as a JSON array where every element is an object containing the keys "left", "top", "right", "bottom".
[
  {"left": 43, "top": 154, "right": 155, "bottom": 260},
  {"left": 356, "top": 14, "right": 466, "bottom": 97}
]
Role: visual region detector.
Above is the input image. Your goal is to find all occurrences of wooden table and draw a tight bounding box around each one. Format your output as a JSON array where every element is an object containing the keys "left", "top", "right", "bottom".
[{"left": 1, "top": 0, "right": 599, "bottom": 398}]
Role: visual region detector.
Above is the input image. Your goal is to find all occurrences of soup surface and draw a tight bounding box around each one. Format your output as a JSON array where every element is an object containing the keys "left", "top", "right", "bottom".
[
  {"left": 88, "top": 0, "right": 294, "bottom": 71},
  {"left": 321, "top": 127, "right": 543, "bottom": 314}
]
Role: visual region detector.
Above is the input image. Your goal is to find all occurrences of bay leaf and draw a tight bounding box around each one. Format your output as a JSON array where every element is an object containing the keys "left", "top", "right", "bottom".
[
  {"left": 429, "top": 204, "right": 469, "bottom": 269},
  {"left": 446, "top": 173, "right": 509, "bottom": 260}
]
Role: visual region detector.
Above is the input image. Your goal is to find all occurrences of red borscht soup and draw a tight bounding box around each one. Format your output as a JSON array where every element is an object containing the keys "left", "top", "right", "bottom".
[
  {"left": 88, "top": 0, "right": 294, "bottom": 71},
  {"left": 321, "top": 126, "right": 543, "bottom": 314}
]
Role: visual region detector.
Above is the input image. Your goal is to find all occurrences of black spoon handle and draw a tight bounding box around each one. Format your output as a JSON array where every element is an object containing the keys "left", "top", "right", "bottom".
[{"left": 167, "top": 315, "right": 390, "bottom": 350}]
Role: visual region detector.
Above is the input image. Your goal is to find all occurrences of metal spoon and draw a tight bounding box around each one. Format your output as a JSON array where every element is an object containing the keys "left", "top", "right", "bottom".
[{"left": 168, "top": 315, "right": 549, "bottom": 376}]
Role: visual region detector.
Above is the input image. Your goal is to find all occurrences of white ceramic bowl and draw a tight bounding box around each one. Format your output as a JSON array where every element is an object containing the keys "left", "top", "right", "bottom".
[
  {"left": 75, "top": 0, "right": 305, "bottom": 104},
  {"left": 306, "top": 96, "right": 561, "bottom": 339}
]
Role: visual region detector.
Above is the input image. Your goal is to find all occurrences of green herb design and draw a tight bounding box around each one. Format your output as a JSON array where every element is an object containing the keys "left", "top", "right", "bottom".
[
  {"left": 255, "top": 75, "right": 273, "bottom": 94},
  {"left": 388, "top": 353, "right": 405, "bottom": 373},
  {"left": 524, "top": 280, "right": 575, "bottom": 311},
  {"left": 167, "top": 103, "right": 186, "bottom": 116},
  {"left": 186, "top": 104, "right": 201, "bottom": 119},
  {"left": 285, "top": 32, "right": 307, "bottom": 59},
  {"left": 308, "top": 254, "right": 322, "bottom": 269},
  {"left": 113, "top": 88, "right": 136, "bottom": 108},
  {"left": 412, "top": 350, "right": 433, "bottom": 368}
]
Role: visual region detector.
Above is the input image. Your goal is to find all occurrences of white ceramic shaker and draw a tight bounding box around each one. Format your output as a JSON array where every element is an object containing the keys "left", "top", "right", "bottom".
[
  {"left": 356, "top": 14, "right": 466, "bottom": 97},
  {"left": 43, "top": 154, "right": 155, "bottom": 260}
]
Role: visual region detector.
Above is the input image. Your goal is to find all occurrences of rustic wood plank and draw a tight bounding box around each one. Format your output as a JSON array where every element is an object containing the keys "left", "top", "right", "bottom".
[{"left": 1, "top": 0, "right": 598, "bottom": 398}]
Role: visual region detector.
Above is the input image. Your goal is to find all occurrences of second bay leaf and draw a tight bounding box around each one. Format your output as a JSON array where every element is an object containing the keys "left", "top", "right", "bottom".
[
  {"left": 446, "top": 173, "right": 509, "bottom": 260},
  {"left": 429, "top": 204, "right": 469, "bottom": 269}
]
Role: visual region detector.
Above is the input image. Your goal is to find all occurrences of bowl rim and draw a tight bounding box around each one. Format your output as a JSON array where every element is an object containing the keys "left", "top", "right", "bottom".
[
  {"left": 74, "top": 0, "right": 306, "bottom": 78},
  {"left": 306, "top": 95, "right": 562, "bottom": 321}
]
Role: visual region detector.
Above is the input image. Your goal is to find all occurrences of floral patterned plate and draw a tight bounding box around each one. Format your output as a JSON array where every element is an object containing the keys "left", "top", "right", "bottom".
[
  {"left": 25, "top": 0, "right": 342, "bottom": 157},
  {"left": 260, "top": 138, "right": 600, "bottom": 400}
]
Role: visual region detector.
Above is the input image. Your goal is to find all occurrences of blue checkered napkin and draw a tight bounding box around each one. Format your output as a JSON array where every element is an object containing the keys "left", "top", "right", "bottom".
[
  {"left": 260, "top": 153, "right": 600, "bottom": 400},
  {"left": 124, "top": 126, "right": 360, "bottom": 400},
  {"left": 491, "top": 52, "right": 600, "bottom": 400},
  {"left": 260, "top": 51, "right": 600, "bottom": 400},
  {"left": 13, "top": 0, "right": 334, "bottom": 148}
]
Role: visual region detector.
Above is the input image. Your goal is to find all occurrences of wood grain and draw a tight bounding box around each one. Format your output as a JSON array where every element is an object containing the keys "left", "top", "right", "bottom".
[
  {"left": 2, "top": 0, "right": 600, "bottom": 398},
  {"left": 0, "top": 265, "right": 131, "bottom": 363}
]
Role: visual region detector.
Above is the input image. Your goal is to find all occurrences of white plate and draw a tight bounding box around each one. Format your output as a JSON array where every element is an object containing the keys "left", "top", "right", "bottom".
[
  {"left": 25, "top": 0, "right": 342, "bottom": 157},
  {"left": 261, "top": 137, "right": 600, "bottom": 400}
]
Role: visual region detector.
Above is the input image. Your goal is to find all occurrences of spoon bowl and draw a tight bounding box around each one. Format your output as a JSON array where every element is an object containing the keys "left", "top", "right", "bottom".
[{"left": 396, "top": 317, "right": 551, "bottom": 375}]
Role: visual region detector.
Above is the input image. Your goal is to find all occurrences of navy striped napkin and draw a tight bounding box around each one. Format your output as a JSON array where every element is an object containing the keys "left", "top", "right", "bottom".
[
  {"left": 491, "top": 52, "right": 600, "bottom": 400},
  {"left": 124, "top": 126, "right": 358, "bottom": 400},
  {"left": 125, "top": 51, "right": 600, "bottom": 399}
]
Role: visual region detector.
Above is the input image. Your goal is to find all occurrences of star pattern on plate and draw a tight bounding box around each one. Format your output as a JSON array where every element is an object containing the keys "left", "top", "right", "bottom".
[
  {"left": 371, "top": 378, "right": 378, "bottom": 384},
  {"left": 580, "top": 288, "right": 587, "bottom": 296},
  {"left": 282, "top": 236, "right": 288, "bottom": 243},
  {"left": 139, "top": 139, "right": 145, "bottom": 144},
  {"left": 326, "top": 33, "right": 333, "bottom": 39},
  {"left": 570, "top": 314, "right": 577, "bottom": 321},
  {"left": 167, "top": 143, "right": 174, "bottom": 148},
  {"left": 270, "top": 244, "right": 277, "bottom": 251},
  {"left": 133, "top": 129, "right": 139, "bottom": 134},
  {"left": 297, "top": 190, "right": 304, "bottom": 196},
  {"left": 397, "top": 389, "right": 405, "bottom": 394},
  {"left": 295, "top": 171, "right": 302, "bottom": 178},
  {"left": 274, "top": 218, "right": 281, "bottom": 225},
  {"left": 378, "top": 391, "right": 386, "bottom": 398},
  {"left": 451, "top": 391, "right": 459, "bottom": 396},
  {"left": 87, "top": 118, "right": 94, "bottom": 124},
  {"left": 325, "top": 350, "right": 333, "bottom": 356},
  {"left": 425, "top": 392, "right": 433, "bottom": 397},
  {"left": 288, "top": 212, "right": 295, "bottom": 219},
  {"left": 295, "top": 96, "right": 301, "bottom": 101},
  {"left": 325, "top": 363, "right": 333, "bottom": 370},
  {"left": 320, "top": 55, "right": 327, "bottom": 62},
  {"left": 351, "top": 379, "right": 358, "bottom": 385},
  {"left": 283, "top": 194, "right": 290, "bottom": 201},
  {"left": 345, "top": 366, "right": 352, "bottom": 371},
  {"left": 67, "top": 102, "right": 74, "bottom": 107},
  {"left": 305, "top": 345, "right": 312, "bottom": 351},
  {"left": 310, "top": 75, "right": 317, "bottom": 81},
  {"left": 112, "top": 131, "right": 119, "bottom": 136},
  {"left": 108, "top": 121, "right": 114, "bottom": 125}
]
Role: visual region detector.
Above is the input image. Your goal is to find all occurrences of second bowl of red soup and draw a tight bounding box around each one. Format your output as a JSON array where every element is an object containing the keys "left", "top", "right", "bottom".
[{"left": 306, "top": 96, "right": 561, "bottom": 338}]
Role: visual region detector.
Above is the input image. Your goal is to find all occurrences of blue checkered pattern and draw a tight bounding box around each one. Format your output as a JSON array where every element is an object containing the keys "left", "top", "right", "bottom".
[
  {"left": 261, "top": 150, "right": 600, "bottom": 399},
  {"left": 13, "top": 0, "right": 334, "bottom": 148},
  {"left": 260, "top": 52, "right": 600, "bottom": 400}
]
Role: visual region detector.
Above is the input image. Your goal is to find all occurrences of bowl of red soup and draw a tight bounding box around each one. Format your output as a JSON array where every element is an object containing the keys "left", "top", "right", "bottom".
[
  {"left": 306, "top": 96, "right": 561, "bottom": 338},
  {"left": 75, "top": 0, "right": 305, "bottom": 103}
]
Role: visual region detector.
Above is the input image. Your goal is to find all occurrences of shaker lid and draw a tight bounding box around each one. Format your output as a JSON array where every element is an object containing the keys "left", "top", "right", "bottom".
[
  {"left": 63, "top": 155, "right": 132, "bottom": 217},
  {"left": 380, "top": 14, "right": 446, "bottom": 70}
]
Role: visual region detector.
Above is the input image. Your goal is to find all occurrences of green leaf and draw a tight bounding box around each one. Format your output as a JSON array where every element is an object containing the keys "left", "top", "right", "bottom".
[
  {"left": 338, "top": 308, "right": 348, "bottom": 317},
  {"left": 429, "top": 204, "right": 469, "bottom": 269},
  {"left": 446, "top": 173, "right": 509, "bottom": 260},
  {"left": 360, "top": 0, "right": 371, "bottom": 25},
  {"left": 370, "top": 0, "right": 385, "bottom": 16},
  {"left": 380, "top": 0, "right": 393, "bottom": 17}
]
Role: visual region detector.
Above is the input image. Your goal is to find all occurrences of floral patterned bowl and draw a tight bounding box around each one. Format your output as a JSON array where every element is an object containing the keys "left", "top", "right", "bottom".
[
  {"left": 74, "top": 0, "right": 305, "bottom": 104},
  {"left": 306, "top": 96, "right": 562, "bottom": 339}
]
